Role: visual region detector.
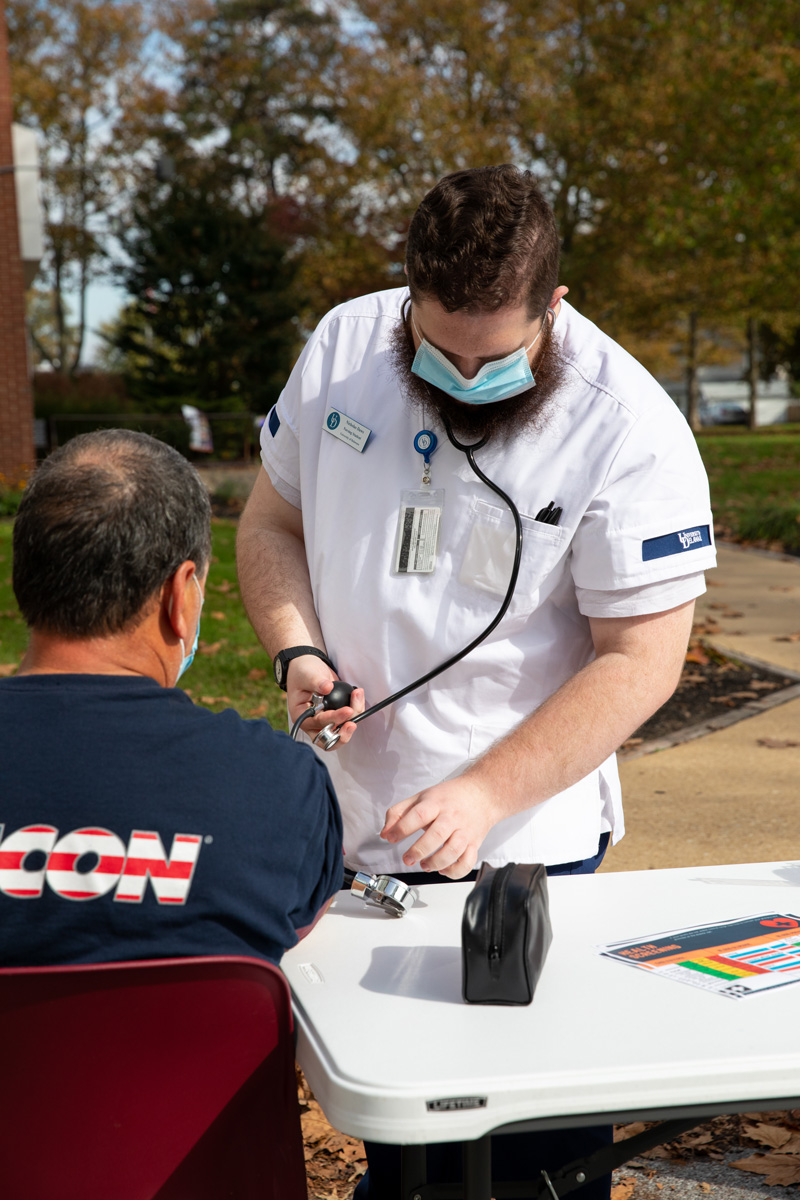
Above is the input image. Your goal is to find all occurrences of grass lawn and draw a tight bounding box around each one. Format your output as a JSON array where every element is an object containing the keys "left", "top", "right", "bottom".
[
  {"left": 2, "top": 426, "right": 799, "bottom": 709},
  {"left": 696, "top": 427, "right": 800, "bottom": 550},
  {"left": 0, "top": 518, "right": 289, "bottom": 729}
]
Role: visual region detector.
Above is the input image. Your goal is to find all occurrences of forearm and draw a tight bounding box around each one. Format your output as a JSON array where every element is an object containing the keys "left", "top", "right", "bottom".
[
  {"left": 236, "top": 469, "right": 326, "bottom": 658},
  {"left": 237, "top": 471, "right": 365, "bottom": 739},
  {"left": 237, "top": 521, "right": 325, "bottom": 658},
  {"left": 382, "top": 600, "right": 694, "bottom": 876},
  {"left": 466, "top": 643, "right": 680, "bottom": 819}
]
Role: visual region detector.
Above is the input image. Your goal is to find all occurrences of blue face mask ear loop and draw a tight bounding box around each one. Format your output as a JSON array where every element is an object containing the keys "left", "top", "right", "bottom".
[{"left": 175, "top": 574, "right": 204, "bottom": 683}]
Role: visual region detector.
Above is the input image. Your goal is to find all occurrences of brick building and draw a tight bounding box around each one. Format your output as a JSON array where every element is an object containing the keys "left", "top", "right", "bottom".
[{"left": 0, "top": 0, "right": 35, "bottom": 481}]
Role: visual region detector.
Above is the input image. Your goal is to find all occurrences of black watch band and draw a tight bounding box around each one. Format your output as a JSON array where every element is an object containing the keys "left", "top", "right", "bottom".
[{"left": 273, "top": 646, "right": 337, "bottom": 691}]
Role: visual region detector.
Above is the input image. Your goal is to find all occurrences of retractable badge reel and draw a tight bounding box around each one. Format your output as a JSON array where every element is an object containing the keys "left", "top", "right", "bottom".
[{"left": 393, "top": 430, "right": 444, "bottom": 575}]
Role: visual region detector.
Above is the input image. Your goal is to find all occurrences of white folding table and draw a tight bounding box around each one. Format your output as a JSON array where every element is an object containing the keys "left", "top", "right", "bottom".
[{"left": 282, "top": 861, "right": 800, "bottom": 1199}]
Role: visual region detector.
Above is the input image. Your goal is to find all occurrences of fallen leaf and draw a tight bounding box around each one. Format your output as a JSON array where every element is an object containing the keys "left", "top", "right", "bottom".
[
  {"left": 200, "top": 695, "right": 232, "bottom": 706},
  {"left": 757, "top": 738, "right": 800, "bottom": 749},
  {"left": 211, "top": 579, "right": 234, "bottom": 592},
  {"left": 721, "top": 610, "right": 744, "bottom": 618},
  {"left": 247, "top": 668, "right": 268, "bottom": 680},
  {"left": 0, "top": 663, "right": 18, "bottom": 676},
  {"left": 680, "top": 673, "right": 707, "bottom": 683},
  {"left": 248, "top": 702, "right": 270, "bottom": 717},
  {"left": 333, "top": 1141, "right": 366, "bottom": 1164},
  {"left": 210, "top": 611, "right": 226, "bottom": 621},
  {"left": 611, "top": 1177, "right": 637, "bottom": 1200},
  {"left": 769, "top": 586, "right": 795, "bottom": 592},
  {"left": 742, "top": 1123, "right": 793, "bottom": 1150},
  {"left": 686, "top": 647, "right": 710, "bottom": 665},
  {"left": 236, "top": 647, "right": 259, "bottom": 657},
  {"left": 732, "top": 1153, "right": 800, "bottom": 1186},
  {"left": 747, "top": 680, "right": 778, "bottom": 690},
  {"left": 773, "top": 632, "right": 800, "bottom": 642},
  {"left": 615, "top": 1123, "right": 648, "bottom": 1140},
  {"left": 707, "top": 602, "right": 727, "bottom": 610},
  {"left": 720, "top": 691, "right": 758, "bottom": 700},
  {"left": 302, "top": 1101, "right": 334, "bottom": 1144},
  {"left": 198, "top": 640, "right": 225, "bottom": 656},
  {"left": 682, "top": 1132, "right": 714, "bottom": 1147},
  {"left": 621, "top": 737, "right": 643, "bottom": 749},
  {"left": 699, "top": 1184, "right": 712, "bottom": 1193}
]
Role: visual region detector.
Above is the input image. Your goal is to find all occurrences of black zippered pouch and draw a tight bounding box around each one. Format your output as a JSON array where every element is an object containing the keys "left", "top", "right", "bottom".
[{"left": 461, "top": 862, "right": 552, "bottom": 1005}]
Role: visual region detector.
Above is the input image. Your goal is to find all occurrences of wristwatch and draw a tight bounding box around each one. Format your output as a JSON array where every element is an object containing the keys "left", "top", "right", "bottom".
[{"left": 273, "top": 646, "right": 337, "bottom": 691}]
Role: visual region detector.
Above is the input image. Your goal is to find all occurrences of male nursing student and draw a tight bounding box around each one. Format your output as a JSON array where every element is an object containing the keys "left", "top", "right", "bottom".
[
  {"left": 0, "top": 430, "right": 342, "bottom": 970},
  {"left": 237, "top": 164, "right": 716, "bottom": 1197}
]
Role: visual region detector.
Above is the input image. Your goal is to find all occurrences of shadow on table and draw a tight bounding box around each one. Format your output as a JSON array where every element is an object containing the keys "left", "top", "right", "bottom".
[
  {"left": 689, "top": 862, "right": 800, "bottom": 889},
  {"left": 360, "top": 946, "right": 463, "bottom": 1004},
  {"left": 323, "top": 892, "right": 430, "bottom": 921}
]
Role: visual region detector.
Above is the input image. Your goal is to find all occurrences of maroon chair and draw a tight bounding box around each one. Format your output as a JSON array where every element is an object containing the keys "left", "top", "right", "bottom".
[{"left": 0, "top": 956, "right": 308, "bottom": 1200}]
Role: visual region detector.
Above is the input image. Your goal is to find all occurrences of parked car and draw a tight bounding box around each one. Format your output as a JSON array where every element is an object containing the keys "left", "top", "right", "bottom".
[{"left": 700, "top": 401, "right": 749, "bottom": 426}]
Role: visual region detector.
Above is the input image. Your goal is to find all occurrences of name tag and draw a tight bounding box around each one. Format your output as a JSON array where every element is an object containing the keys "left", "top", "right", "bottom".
[{"left": 323, "top": 409, "right": 372, "bottom": 453}]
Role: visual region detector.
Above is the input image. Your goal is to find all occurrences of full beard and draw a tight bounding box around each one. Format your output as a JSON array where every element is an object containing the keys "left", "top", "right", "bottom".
[{"left": 387, "top": 302, "right": 569, "bottom": 443}]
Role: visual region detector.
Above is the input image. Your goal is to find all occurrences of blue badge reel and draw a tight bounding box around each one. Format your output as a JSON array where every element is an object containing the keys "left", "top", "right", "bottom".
[{"left": 393, "top": 431, "right": 444, "bottom": 575}]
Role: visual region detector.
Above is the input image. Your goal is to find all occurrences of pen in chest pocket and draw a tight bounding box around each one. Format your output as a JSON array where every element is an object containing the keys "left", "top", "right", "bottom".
[{"left": 535, "top": 501, "right": 562, "bottom": 526}]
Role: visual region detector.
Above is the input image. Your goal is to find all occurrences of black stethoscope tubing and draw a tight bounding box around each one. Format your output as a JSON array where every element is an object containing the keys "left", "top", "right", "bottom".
[{"left": 289, "top": 414, "right": 524, "bottom": 742}]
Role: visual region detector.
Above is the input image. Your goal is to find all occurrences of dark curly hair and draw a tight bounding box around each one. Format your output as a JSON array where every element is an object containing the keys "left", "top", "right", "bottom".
[{"left": 405, "top": 164, "right": 560, "bottom": 318}]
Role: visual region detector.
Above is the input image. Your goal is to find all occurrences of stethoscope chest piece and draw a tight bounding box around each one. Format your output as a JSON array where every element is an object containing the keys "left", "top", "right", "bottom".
[
  {"left": 314, "top": 724, "right": 341, "bottom": 751},
  {"left": 346, "top": 869, "right": 416, "bottom": 917}
]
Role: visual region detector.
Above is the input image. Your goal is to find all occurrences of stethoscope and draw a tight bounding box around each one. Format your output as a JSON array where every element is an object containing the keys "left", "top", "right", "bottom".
[
  {"left": 291, "top": 414, "right": 523, "bottom": 746},
  {"left": 289, "top": 416, "right": 525, "bottom": 916},
  {"left": 290, "top": 308, "right": 564, "bottom": 914}
]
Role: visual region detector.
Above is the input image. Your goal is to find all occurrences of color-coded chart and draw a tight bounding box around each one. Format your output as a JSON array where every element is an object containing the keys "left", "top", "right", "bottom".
[{"left": 599, "top": 913, "right": 800, "bottom": 999}]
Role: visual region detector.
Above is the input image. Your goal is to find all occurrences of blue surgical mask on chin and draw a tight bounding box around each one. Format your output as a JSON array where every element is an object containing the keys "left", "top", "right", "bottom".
[
  {"left": 176, "top": 576, "right": 204, "bottom": 682},
  {"left": 410, "top": 312, "right": 548, "bottom": 406}
]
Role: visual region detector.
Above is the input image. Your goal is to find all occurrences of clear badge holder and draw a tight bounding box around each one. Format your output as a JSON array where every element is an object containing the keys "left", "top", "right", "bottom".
[{"left": 393, "top": 487, "right": 445, "bottom": 574}]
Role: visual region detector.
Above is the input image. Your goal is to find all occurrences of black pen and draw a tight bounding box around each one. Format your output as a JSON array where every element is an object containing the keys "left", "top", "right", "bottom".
[{"left": 536, "top": 501, "right": 562, "bottom": 525}]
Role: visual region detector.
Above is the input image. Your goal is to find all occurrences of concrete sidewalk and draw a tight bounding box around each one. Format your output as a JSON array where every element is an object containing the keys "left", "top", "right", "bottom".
[{"left": 602, "top": 543, "right": 800, "bottom": 874}]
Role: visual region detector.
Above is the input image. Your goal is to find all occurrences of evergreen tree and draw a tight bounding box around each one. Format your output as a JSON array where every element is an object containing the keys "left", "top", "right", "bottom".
[{"left": 112, "top": 167, "right": 301, "bottom": 413}]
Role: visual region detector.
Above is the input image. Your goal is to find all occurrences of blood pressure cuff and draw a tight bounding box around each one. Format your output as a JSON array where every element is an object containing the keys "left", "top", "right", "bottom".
[{"left": 462, "top": 862, "right": 552, "bottom": 1005}]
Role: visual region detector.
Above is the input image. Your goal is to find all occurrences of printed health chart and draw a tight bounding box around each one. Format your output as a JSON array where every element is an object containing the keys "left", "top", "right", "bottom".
[{"left": 599, "top": 913, "right": 800, "bottom": 999}]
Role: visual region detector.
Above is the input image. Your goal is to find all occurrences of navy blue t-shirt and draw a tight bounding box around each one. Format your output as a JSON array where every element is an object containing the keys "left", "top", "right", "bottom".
[{"left": 0, "top": 675, "right": 343, "bottom": 966}]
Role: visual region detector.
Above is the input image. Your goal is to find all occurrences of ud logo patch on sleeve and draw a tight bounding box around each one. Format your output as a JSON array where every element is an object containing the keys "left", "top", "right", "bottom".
[
  {"left": 267, "top": 406, "right": 280, "bottom": 437},
  {"left": 642, "top": 525, "right": 711, "bottom": 561}
]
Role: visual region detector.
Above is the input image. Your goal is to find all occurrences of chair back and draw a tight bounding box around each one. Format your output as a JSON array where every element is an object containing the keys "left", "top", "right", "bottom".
[{"left": 0, "top": 955, "right": 307, "bottom": 1200}]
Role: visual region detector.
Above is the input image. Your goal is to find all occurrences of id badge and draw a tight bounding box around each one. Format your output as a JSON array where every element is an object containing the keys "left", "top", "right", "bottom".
[{"left": 393, "top": 489, "right": 444, "bottom": 574}]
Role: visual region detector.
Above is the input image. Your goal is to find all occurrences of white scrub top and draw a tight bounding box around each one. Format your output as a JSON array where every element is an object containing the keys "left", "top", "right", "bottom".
[{"left": 261, "top": 289, "right": 716, "bottom": 872}]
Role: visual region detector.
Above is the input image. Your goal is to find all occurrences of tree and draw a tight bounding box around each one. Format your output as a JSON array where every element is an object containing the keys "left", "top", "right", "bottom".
[
  {"left": 7, "top": 0, "right": 171, "bottom": 372},
  {"left": 111, "top": 164, "right": 301, "bottom": 413},
  {"left": 25, "top": 284, "right": 81, "bottom": 371},
  {"left": 561, "top": 0, "right": 800, "bottom": 428}
]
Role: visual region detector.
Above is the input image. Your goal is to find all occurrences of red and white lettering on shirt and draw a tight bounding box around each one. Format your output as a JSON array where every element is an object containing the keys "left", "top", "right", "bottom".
[
  {"left": 0, "top": 824, "right": 203, "bottom": 905},
  {"left": 47, "top": 827, "right": 126, "bottom": 900},
  {"left": 115, "top": 830, "right": 203, "bottom": 905},
  {"left": 0, "top": 824, "right": 58, "bottom": 897}
]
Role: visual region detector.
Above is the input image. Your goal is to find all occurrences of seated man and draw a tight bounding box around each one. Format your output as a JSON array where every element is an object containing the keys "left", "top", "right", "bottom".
[{"left": 0, "top": 429, "right": 342, "bottom": 966}]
